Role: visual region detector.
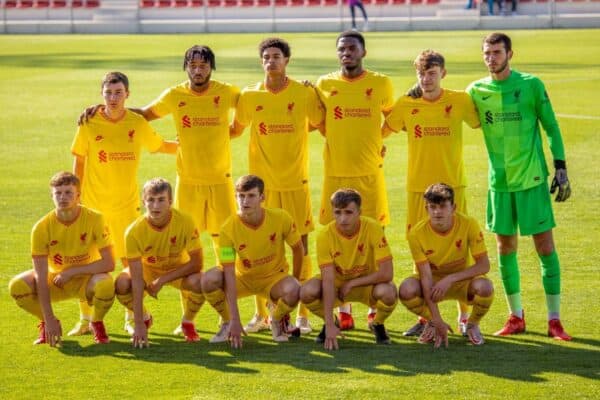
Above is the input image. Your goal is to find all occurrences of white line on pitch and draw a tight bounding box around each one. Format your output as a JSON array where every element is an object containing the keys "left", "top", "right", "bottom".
[{"left": 556, "top": 113, "right": 600, "bottom": 120}]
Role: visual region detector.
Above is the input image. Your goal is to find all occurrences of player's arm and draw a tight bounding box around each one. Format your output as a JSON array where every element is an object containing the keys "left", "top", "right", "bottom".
[
  {"left": 381, "top": 121, "right": 396, "bottom": 138},
  {"left": 77, "top": 104, "right": 103, "bottom": 125},
  {"left": 128, "top": 257, "right": 148, "bottom": 348},
  {"left": 417, "top": 261, "right": 449, "bottom": 348},
  {"left": 290, "top": 240, "right": 304, "bottom": 280},
  {"left": 52, "top": 246, "right": 115, "bottom": 288},
  {"left": 32, "top": 256, "right": 62, "bottom": 347},
  {"left": 72, "top": 155, "right": 85, "bottom": 181},
  {"left": 229, "top": 119, "right": 246, "bottom": 139},
  {"left": 156, "top": 140, "right": 179, "bottom": 155},
  {"left": 321, "top": 264, "right": 340, "bottom": 350},
  {"left": 431, "top": 253, "right": 490, "bottom": 303},
  {"left": 339, "top": 257, "right": 393, "bottom": 301},
  {"left": 147, "top": 249, "right": 203, "bottom": 297},
  {"left": 222, "top": 261, "right": 244, "bottom": 348},
  {"left": 129, "top": 106, "right": 161, "bottom": 122}
]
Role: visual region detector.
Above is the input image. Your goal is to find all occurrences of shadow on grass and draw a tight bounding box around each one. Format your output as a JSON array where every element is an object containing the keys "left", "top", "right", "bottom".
[{"left": 57, "top": 327, "right": 600, "bottom": 382}]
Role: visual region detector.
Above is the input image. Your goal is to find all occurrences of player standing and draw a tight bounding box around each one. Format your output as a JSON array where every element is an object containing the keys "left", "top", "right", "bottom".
[
  {"left": 9, "top": 172, "right": 115, "bottom": 346},
  {"left": 467, "top": 32, "right": 572, "bottom": 340},
  {"left": 231, "top": 37, "right": 324, "bottom": 334},
  {"left": 201, "top": 175, "right": 304, "bottom": 348},
  {"left": 115, "top": 178, "right": 205, "bottom": 346},
  {"left": 399, "top": 183, "right": 494, "bottom": 348},
  {"left": 382, "top": 50, "right": 480, "bottom": 337},
  {"left": 315, "top": 31, "right": 394, "bottom": 330}
]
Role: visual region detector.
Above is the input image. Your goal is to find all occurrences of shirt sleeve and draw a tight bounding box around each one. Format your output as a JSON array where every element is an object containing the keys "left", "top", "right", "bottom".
[
  {"left": 184, "top": 216, "right": 202, "bottom": 254},
  {"left": 533, "top": 77, "right": 566, "bottom": 161},
  {"left": 307, "top": 86, "right": 325, "bottom": 127},
  {"left": 316, "top": 229, "right": 333, "bottom": 269},
  {"left": 282, "top": 210, "right": 301, "bottom": 247},
  {"left": 30, "top": 219, "right": 49, "bottom": 257},
  {"left": 125, "top": 224, "right": 142, "bottom": 260},
  {"left": 93, "top": 212, "right": 113, "bottom": 250},
  {"left": 229, "top": 85, "right": 241, "bottom": 109},
  {"left": 139, "top": 118, "right": 165, "bottom": 153},
  {"left": 381, "top": 76, "right": 395, "bottom": 112},
  {"left": 71, "top": 124, "right": 89, "bottom": 157},
  {"left": 147, "top": 87, "right": 174, "bottom": 118},
  {"left": 407, "top": 230, "right": 428, "bottom": 266},
  {"left": 462, "top": 92, "right": 481, "bottom": 129},
  {"left": 370, "top": 222, "right": 393, "bottom": 263},
  {"left": 218, "top": 225, "right": 236, "bottom": 265},
  {"left": 234, "top": 90, "right": 251, "bottom": 126},
  {"left": 467, "top": 217, "right": 487, "bottom": 258},
  {"left": 384, "top": 98, "right": 405, "bottom": 132}
]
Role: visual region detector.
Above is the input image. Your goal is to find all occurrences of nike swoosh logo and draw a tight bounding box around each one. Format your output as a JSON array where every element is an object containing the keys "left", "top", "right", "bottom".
[{"left": 482, "top": 95, "right": 491, "bottom": 100}]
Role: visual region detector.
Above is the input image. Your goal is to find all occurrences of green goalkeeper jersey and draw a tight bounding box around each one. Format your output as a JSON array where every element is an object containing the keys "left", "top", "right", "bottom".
[{"left": 467, "top": 70, "right": 565, "bottom": 192}]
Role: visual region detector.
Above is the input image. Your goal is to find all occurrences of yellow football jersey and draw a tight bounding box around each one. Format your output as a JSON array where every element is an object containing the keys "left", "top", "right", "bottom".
[
  {"left": 219, "top": 208, "right": 301, "bottom": 279},
  {"left": 125, "top": 208, "right": 202, "bottom": 273},
  {"left": 407, "top": 212, "right": 487, "bottom": 278},
  {"left": 385, "top": 89, "right": 480, "bottom": 192},
  {"left": 316, "top": 70, "right": 394, "bottom": 177},
  {"left": 148, "top": 80, "right": 240, "bottom": 185},
  {"left": 235, "top": 79, "right": 324, "bottom": 191},
  {"left": 31, "top": 206, "right": 112, "bottom": 273},
  {"left": 71, "top": 110, "right": 164, "bottom": 213},
  {"left": 316, "top": 216, "right": 392, "bottom": 281}
]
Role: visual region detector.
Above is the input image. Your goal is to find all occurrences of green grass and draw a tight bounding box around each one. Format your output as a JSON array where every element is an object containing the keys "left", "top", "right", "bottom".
[{"left": 1, "top": 30, "right": 599, "bottom": 400}]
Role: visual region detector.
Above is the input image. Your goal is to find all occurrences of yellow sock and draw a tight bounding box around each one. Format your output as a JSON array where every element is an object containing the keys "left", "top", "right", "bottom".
[
  {"left": 373, "top": 298, "right": 397, "bottom": 324},
  {"left": 205, "top": 289, "right": 230, "bottom": 321},
  {"left": 304, "top": 299, "right": 324, "bottom": 319},
  {"left": 9, "top": 276, "right": 43, "bottom": 320},
  {"left": 458, "top": 301, "right": 471, "bottom": 317},
  {"left": 468, "top": 293, "right": 494, "bottom": 325},
  {"left": 183, "top": 290, "right": 205, "bottom": 321},
  {"left": 78, "top": 299, "right": 93, "bottom": 321},
  {"left": 272, "top": 298, "right": 295, "bottom": 321},
  {"left": 92, "top": 275, "right": 115, "bottom": 321},
  {"left": 296, "top": 256, "right": 312, "bottom": 318},
  {"left": 179, "top": 291, "right": 188, "bottom": 315},
  {"left": 400, "top": 296, "right": 432, "bottom": 320},
  {"left": 116, "top": 292, "right": 134, "bottom": 311}
]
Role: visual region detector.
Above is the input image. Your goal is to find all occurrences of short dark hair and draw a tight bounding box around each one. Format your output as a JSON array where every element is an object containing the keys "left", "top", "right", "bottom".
[
  {"left": 101, "top": 71, "right": 129, "bottom": 91},
  {"left": 183, "top": 45, "right": 216, "bottom": 71},
  {"left": 423, "top": 183, "right": 454, "bottom": 205},
  {"left": 414, "top": 50, "right": 445, "bottom": 73},
  {"left": 483, "top": 32, "right": 512, "bottom": 52},
  {"left": 336, "top": 30, "right": 365, "bottom": 49},
  {"left": 142, "top": 178, "right": 172, "bottom": 201},
  {"left": 235, "top": 175, "right": 264, "bottom": 195},
  {"left": 258, "top": 37, "right": 291, "bottom": 58},
  {"left": 331, "top": 188, "right": 362, "bottom": 209},
  {"left": 50, "top": 171, "right": 80, "bottom": 190}
]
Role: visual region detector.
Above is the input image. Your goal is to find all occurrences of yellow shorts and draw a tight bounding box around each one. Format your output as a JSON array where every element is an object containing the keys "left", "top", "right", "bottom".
[
  {"left": 410, "top": 273, "right": 488, "bottom": 303},
  {"left": 312, "top": 276, "right": 376, "bottom": 307},
  {"left": 174, "top": 178, "right": 236, "bottom": 236},
  {"left": 235, "top": 270, "right": 289, "bottom": 301},
  {"left": 406, "top": 187, "right": 466, "bottom": 235},
  {"left": 265, "top": 186, "right": 314, "bottom": 235},
  {"left": 103, "top": 206, "right": 140, "bottom": 261},
  {"left": 47, "top": 271, "right": 92, "bottom": 303},
  {"left": 320, "top": 170, "right": 389, "bottom": 226},
  {"left": 142, "top": 268, "right": 184, "bottom": 290}
]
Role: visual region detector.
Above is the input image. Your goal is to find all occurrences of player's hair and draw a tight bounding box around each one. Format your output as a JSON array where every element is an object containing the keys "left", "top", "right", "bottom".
[
  {"left": 258, "top": 37, "right": 291, "bottom": 58},
  {"left": 423, "top": 183, "right": 455, "bottom": 205},
  {"left": 483, "top": 32, "right": 512, "bottom": 52},
  {"left": 331, "top": 188, "right": 362, "bottom": 209},
  {"left": 235, "top": 175, "right": 264, "bottom": 195},
  {"left": 414, "top": 49, "right": 445, "bottom": 73},
  {"left": 142, "top": 177, "right": 172, "bottom": 200},
  {"left": 336, "top": 30, "right": 365, "bottom": 49},
  {"left": 50, "top": 171, "right": 80, "bottom": 190},
  {"left": 101, "top": 71, "right": 129, "bottom": 91},
  {"left": 183, "top": 45, "right": 216, "bottom": 71}
]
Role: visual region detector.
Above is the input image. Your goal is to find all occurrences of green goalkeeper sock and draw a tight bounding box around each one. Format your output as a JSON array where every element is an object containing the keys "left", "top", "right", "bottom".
[
  {"left": 540, "top": 250, "right": 561, "bottom": 319},
  {"left": 499, "top": 252, "right": 523, "bottom": 318}
]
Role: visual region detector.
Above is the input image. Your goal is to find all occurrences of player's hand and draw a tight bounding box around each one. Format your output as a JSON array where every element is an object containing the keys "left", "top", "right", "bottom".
[
  {"left": 324, "top": 322, "right": 342, "bottom": 351},
  {"left": 77, "top": 104, "right": 103, "bottom": 125},
  {"left": 132, "top": 322, "right": 149, "bottom": 349},
  {"left": 338, "top": 283, "right": 353, "bottom": 302},
  {"left": 147, "top": 279, "right": 163, "bottom": 298},
  {"left": 550, "top": 167, "right": 571, "bottom": 202},
  {"left": 406, "top": 83, "right": 423, "bottom": 99},
  {"left": 45, "top": 317, "right": 62, "bottom": 347},
  {"left": 301, "top": 79, "right": 315, "bottom": 88},
  {"left": 431, "top": 278, "right": 452, "bottom": 302},
  {"left": 52, "top": 270, "right": 73, "bottom": 288},
  {"left": 228, "top": 320, "right": 246, "bottom": 349},
  {"left": 380, "top": 145, "right": 387, "bottom": 159},
  {"left": 431, "top": 318, "right": 452, "bottom": 349}
]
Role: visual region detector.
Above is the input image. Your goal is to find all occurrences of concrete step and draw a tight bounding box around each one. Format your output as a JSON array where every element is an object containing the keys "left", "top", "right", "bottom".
[{"left": 436, "top": 8, "right": 480, "bottom": 16}]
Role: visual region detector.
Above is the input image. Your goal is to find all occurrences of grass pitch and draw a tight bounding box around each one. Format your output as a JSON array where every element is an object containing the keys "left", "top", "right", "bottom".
[{"left": 0, "top": 30, "right": 599, "bottom": 400}]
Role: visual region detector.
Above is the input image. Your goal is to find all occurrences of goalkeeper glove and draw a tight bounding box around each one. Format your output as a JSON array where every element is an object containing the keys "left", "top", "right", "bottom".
[{"left": 550, "top": 160, "right": 571, "bottom": 202}]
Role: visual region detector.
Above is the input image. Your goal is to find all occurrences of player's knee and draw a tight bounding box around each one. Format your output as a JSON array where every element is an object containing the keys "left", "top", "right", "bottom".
[
  {"left": 201, "top": 267, "right": 223, "bottom": 292},
  {"left": 9, "top": 275, "right": 34, "bottom": 298},
  {"left": 114, "top": 273, "right": 132, "bottom": 295},
  {"left": 185, "top": 272, "right": 203, "bottom": 293},
  {"left": 398, "top": 278, "right": 420, "bottom": 300},
  {"left": 472, "top": 277, "right": 494, "bottom": 297},
  {"left": 373, "top": 282, "right": 397, "bottom": 305},
  {"left": 300, "top": 279, "right": 321, "bottom": 303}
]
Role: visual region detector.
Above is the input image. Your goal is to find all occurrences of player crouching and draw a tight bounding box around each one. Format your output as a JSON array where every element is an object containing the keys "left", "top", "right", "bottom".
[
  {"left": 399, "top": 183, "right": 494, "bottom": 348},
  {"left": 115, "top": 178, "right": 205, "bottom": 347},
  {"left": 9, "top": 172, "right": 115, "bottom": 346},
  {"left": 300, "top": 189, "right": 397, "bottom": 350}
]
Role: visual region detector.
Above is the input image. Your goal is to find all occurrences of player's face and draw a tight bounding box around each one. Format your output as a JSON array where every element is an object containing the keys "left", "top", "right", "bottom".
[
  {"left": 333, "top": 202, "right": 361, "bottom": 236},
  {"left": 144, "top": 190, "right": 172, "bottom": 227},
  {"left": 102, "top": 82, "right": 129, "bottom": 113},
  {"left": 186, "top": 55, "right": 212, "bottom": 90},
  {"left": 417, "top": 66, "right": 445, "bottom": 94},
  {"left": 483, "top": 42, "right": 512, "bottom": 75},
  {"left": 262, "top": 47, "right": 289, "bottom": 76},
  {"left": 236, "top": 187, "right": 264, "bottom": 217},
  {"left": 425, "top": 200, "right": 456, "bottom": 233},
  {"left": 336, "top": 37, "right": 365, "bottom": 71},
  {"left": 51, "top": 184, "right": 80, "bottom": 212}
]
